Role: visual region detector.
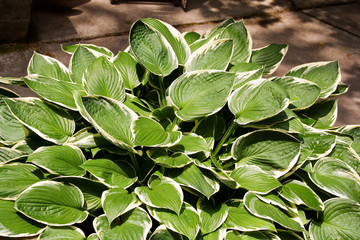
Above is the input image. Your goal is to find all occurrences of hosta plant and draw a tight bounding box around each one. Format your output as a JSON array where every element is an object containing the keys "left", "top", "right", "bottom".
[{"left": 0, "top": 18, "right": 359, "bottom": 240}]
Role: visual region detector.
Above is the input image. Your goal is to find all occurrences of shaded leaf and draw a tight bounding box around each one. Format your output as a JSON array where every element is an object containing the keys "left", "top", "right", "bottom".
[{"left": 250, "top": 44, "right": 288, "bottom": 75}]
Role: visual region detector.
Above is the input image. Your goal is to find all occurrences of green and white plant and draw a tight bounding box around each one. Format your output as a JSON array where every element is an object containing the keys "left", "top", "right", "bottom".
[{"left": 0, "top": 18, "right": 359, "bottom": 240}]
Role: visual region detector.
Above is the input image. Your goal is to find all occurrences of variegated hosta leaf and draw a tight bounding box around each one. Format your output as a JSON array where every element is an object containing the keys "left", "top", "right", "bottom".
[
  {"left": 202, "top": 227, "right": 227, "bottom": 240},
  {"left": 231, "top": 129, "right": 301, "bottom": 178},
  {"left": 216, "top": 20, "right": 252, "bottom": 64},
  {"left": 195, "top": 114, "right": 226, "bottom": 148},
  {"left": 250, "top": 44, "right": 288, "bottom": 75},
  {"left": 229, "top": 63, "right": 264, "bottom": 89},
  {"left": 0, "top": 199, "right": 46, "bottom": 237},
  {"left": 286, "top": 61, "right": 340, "bottom": 98},
  {"left": 65, "top": 127, "right": 110, "bottom": 149},
  {"left": 81, "top": 96, "right": 137, "bottom": 150},
  {"left": 94, "top": 209, "right": 152, "bottom": 240},
  {"left": 244, "top": 192, "right": 304, "bottom": 232},
  {"left": 255, "top": 193, "right": 296, "bottom": 215},
  {"left": 81, "top": 158, "right": 137, "bottom": 189},
  {"left": 150, "top": 225, "right": 183, "bottom": 240},
  {"left": 169, "top": 70, "right": 235, "bottom": 121},
  {"left": 309, "top": 198, "right": 360, "bottom": 240},
  {"left": 341, "top": 125, "right": 360, "bottom": 155},
  {"left": 230, "top": 165, "right": 282, "bottom": 194},
  {"left": 15, "top": 181, "right": 88, "bottom": 226},
  {"left": 197, "top": 199, "right": 229, "bottom": 234},
  {"left": 148, "top": 202, "right": 200, "bottom": 240},
  {"left": 183, "top": 31, "right": 200, "bottom": 45},
  {"left": 28, "top": 52, "right": 71, "bottom": 82},
  {"left": 113, "top": 51, "right": 141, "bottom": 91},
  {"left": 272, "top": 76, "right": 321, "bottom": 110},
  {"left": 62, "top": 44, "right": 114, "bottom": 57},
  {"left": 0, "top": 100, "right": 26, "bottom": 142},
  {"left": 23, "top": 74, "right": 83, "bottom": 110},
  {"left": 0, "top": 163, "right": 42, "bottom": 199},
  {"left": 228, "top": 79, "right": 290, "bottom": 125},
  {"left": 0, "top": 147, "right": 27, "bottom": 165},
  {"left": 280, "top": 180, "right": 324, "bottom": 211},
  {"left": 102, "top": 188, "right": 141, "bottom": 224},
  {"left": 142, "top": 18, "right": 190, "bottom": 65},
  {"left": 328, "top": 142, "right": 360, "bottom": 175},
  {"left": 170, "top": 133, "right": 210, "bottom": 155},
  {"left": 185, "top": 39, "right": 233, "bottom": 72},
  {"left": 5, "top": 98, "right": 75, "bottom": 145},
  {"left": 69, "top": 45, "right": 97, "bottom": 84},
  {"left": 83, "top": 56, "right": 126, "bottom": 102},
  {"left": 302, "top": 100, "right": 338, "bottom": 129},
  {"left": 147, "top": 148, "right": 192, "bottom": 168},
  {"left": 228, "top": 231, "right": 281, "bottom": 240},
  {"left": 130, "top": 20, "right": 178, "bottom": 76},
  {"left": 309, "top": 157, "right": 360, "bottom": 202},
  {"left": 166, "top": 164, "right": 220, "bottom": 199},
  {"left": 39, "top": 226, "right": 86, "bottom": 240},
  {"left": 123, "top": 94, "right": 152, "bottom": 117},
  {"left": 27, "top": 145, "right": 86, "bottom": 176}
]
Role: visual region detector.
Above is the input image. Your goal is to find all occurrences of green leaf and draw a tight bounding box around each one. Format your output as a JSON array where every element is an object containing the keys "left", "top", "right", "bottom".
[
  {"left": 228, "top": 79, "right": 289, "bottom": 125},
  {"left": 81, "top": 96, "right": 137, "bottom": 150},
  {"left": 341, "top": 125, "right": 360, "bottom": 156},
  {"left": 0, "top": 147, "right": 27, "bottom": 164},
  {"left": 0, "top": 163, "right": 42, "bottom": 199},
  {"left": 94, "top": 209, "right": 152, "bottom": 240},
  {"left": 229, "top": 63, "right": 264, "bottom": 89},
  {"left": 202, "top": 227, "right": 227, "bottom": 240},
  {"left": 142, "top": 18, "right": 191, "bottom": 65},
  {"left": 231, "top": 129, "right": 301, "bottom": 178},
  {"left": 15, "top": 180, "right": 88, "bottom": 226},
  {"left": 250, "top": 44, "right": 288, "bottom": 75},
  {"left": 65, "top": 127, "right": 110, "bottom": 149},
  {"left": 255, "top": 193, "right": 296, "bottom": 215},
  {"left": 147, "top": 148, "right": 192, "bottom": 168},
  {"left": 197, "top": 198, "right": 228, "bottom": 234},
  {"left": 113, "top": 52, "right": 141, "bottom": 91},
  {"left": 148, "top": 202, "right": 200, "bottom": 240},
  {"left": 276, "top": 230, "right": 303, "bottom": 240},
  {"left": 62, "top": 43, "right": 113, "bottom": 57},
  {"left": 39, "top": 226, "right": 86, "bottom": 240},
  {"left": 166, "top": 164, "right": 219, "bottom": 199},
  {"left": 302, "top": 100, "right": 338, "bottom": 129},
  {"left": 130, "top": 20, "right": 178, "bottom": 76},
  {"left": 83, "top": 56, "right": 125, "bottom": 102},
  {"left": 27, "top": 145, "right": 86, "bottom": 176},
  {"left": 5, "top": 98, "right": 75, "bottom": 145},
  {"left": 309, "top": 198, "right": 360, "bottom": 240},
  {"left": 28, "top": 52, "right": 71, "bottom": 82},
  {"left": 169, "top": 70, "right": 235, "bottom": 121},
  {"left": 184, "top": 32, "right": 200, "bottom": 45},
  {"left": 123, "top": 94, "right": 152, "bottom": 117},
  {"left": 185, "top": 39, "right": 233, "bottom": 71},
  {"left": 102, "top": 188, "right": 141, "bottom": 224},
  {"left": 230, "top": 165, "right": 282, "bottom": 194},
  {"left": 170, "top": 133, "right": 210, "bottom": 155},
  {"left": 331, "top": 82, "right": 349, "bottom": 96},
  {"left": 280, "top": 180, "right": 324, "bottom": 211},
  {"left": 272, "top": 76, "right": 321, "bottom": 110},
  {"left": 328, "top": 142, "right": 360, "bottom": 175},
  {"left": 70, "top": 45, "right": 97, "bottom": 84},
  {"left": 23, "top": 74, "right": 83, "bottom": 110},
  {"left": 81, "top": 158, "right": 137, "bottom": 189},
  {"left": 0, "top": 100, "right": 26, "bottom": 142},
  {"left": 286, "top": 61, "right": 340, "bottom": 98},
  {"left": 150, "top": 225, "right": 183, "bottom": 240},
  {"left": 309, "top": 157, "right": 360, "bottom": 202},
  {"left": 135, "top": 176, "right": 183, "bottom": 215},
  {"left": 195, "top": 114, "right": 226, "bottom": 148},
  {"left": 225, "top": 199, "right": 276, "bottom": 232},
  {"left": 0, "top": 199, "right": 46, "bottom": 237},
  {"left": 231, "top": 231, "right": 281, "bottom": 240},
  {"left": 244, "top": 192, "right": 304, "bottom": 231}
]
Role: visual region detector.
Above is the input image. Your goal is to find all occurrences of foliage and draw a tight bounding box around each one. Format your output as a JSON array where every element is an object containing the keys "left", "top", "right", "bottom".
[{"left": 0, "top": 18, "right": 359, "bottom": 240}]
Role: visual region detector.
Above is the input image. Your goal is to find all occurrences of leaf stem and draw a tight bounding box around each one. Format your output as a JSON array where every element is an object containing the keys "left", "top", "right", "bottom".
[
  {"left": 129, "top": 151, "right": 140, "bottom": 172},
  {"left": 170, "top": 116, "right": 181, "bottom": 131},
  {"left": 159, "top": 75, "right": 166, "bottom": 107}
]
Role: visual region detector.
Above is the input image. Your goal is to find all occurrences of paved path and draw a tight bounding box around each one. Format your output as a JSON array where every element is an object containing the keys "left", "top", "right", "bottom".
[{"left": 0, "top": 0, "right": 359, "bottom": 126}]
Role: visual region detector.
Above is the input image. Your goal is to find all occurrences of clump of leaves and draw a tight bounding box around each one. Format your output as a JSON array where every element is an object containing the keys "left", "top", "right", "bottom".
[{"left": 0, "top": 18, "right": 359, "bottom": 240}]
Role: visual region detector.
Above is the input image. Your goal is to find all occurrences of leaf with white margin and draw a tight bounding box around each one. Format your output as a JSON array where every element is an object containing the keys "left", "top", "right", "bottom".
[
  {"left": 225, "top": 199, "right": 276, "bottom": 232},
  {"left": 255, "top": 193, "right": 297, "bottom": 215},
  {"left": 230, "top": 165, "right": 282, "bottom": 194},
  {"left": 166, "top": 164, "right": 220, "bottom": 199},
  {"left": 0, "top": 199, "right": 45, "bottom": 237},
  {"left": 81, "top": 158, "right": 137, "bottom": 189},
  {"left": 148, "top": 202, "right": 200, "bottom": 240},
  {"left": 280, "top": 180, "right": 324, "bottom": 211},
  {"left": 27, "top": 145, "right": 86, "bottom": 176},
  {"left": 228, "top": 79, "right": 289, "bottom": 125},
  {"left": 169, "top": 70, "right": 235, "bottom": 121},
  {"left": 341, "top": 125, "right": 360, "bottom": 156},
  {"left": 197, "top": 198, "right": 228, "bottom": 234},
  {"left": 94, "top": 209, "right": 152, "bottom": 240},
  {"left": 250, "top": 44, "right": 288, "bottom": 75},
  {"left": 102, "top": 188, "right": 141, "bottom": 224},
  {"left": 276, "top": 230, "right": 303, "bottom": 240},
  {"left": 113, "top": 51, "right": 141, "bottom": 91},
  {"left": 309, "top": 198, "right": 360, "bottom": 240},
  {"left": 81, "top": 96, "right": 137, "bottom": 151},
  {"left": 130, "top": 20, "right": 178, "bottom": 76},
  {"left": 0, "top": 147, "right": 27, "bottom": 165},
  {"left": 69, "top": 45, "right": 97, "bottom": 84},
  {"left": 0, "top": 163, "right": 42, "bottom": 200},
  {"left": 272, "top": 76, "right": 321, "bottom": 110},
  {"left": 183, "top": 32, "right": 200, "bottom": 45},
  {"left": 149, "top": 225, "right": 183, "bottom": 240},
  {"left": 0, "top": 100, "right": 26, "bottom": 142},
  {"left": 195, "top": 114, "right": 226, "bottom": 148},
  {"left": 232, "top": 129, "right": 301, "bottom": 178},
  {"left": 202, "top": 227, "right": 227, "bottom": 240},
  {"left": 23, "top": 74, "right": 83, "bottom": 110},
  {"left": 286, "top": 61, "right": 340, "bottom": 98},
  {"left": 229, "top": 63, "right": 264, "bottom": 89},
  {"left": 39, "top": 226, "right": 86, "bottom": 240},
  {"left": 304, "top": 100, "right": 338, "bottom": 129},
  {"left": 328, "top": 142, "right": 360, "bottom": 175},
  {"left": 309, "top": 157, "right": 360, "bottom": 202},
  {"left": 142, "top": 18, "right": 191, "bottom": 65},
  {"left": 87, "top": 233, "right": 100, "bottom": 240},
  {"left": 65, "top": 127, "right": 110, "bottom": 149},
  {"left": 15, "top": 181, "right": 88, "bottom": 226},
  {"left": 135, "top": 175, "right": 183, "bottom": 215},
  {"left": 244, "top": 192, "right": 304, "bottom": 232},
  {"left": 62, "top": 44, "right": 114, "bottom": 57},
  {"left": 28, "top": 52, "right": 71, "bottom": 82},
  {"left": 83, "top": 56, "right": 126, "bottom": 102},
  {"left": 5, "top": 98, "right": 75, "bottom": 145},
  {"left": 147, "top": 148, "right": 192, "bottom": 168},
  {"left": 229, "top": 231, "right": 281, "bottom": 240},
  {"left": 185, "top": 39, "right": 233, "bottom": 72},
  {"left": 170, "top": 133, "right": 210, "bottom": 155}
]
